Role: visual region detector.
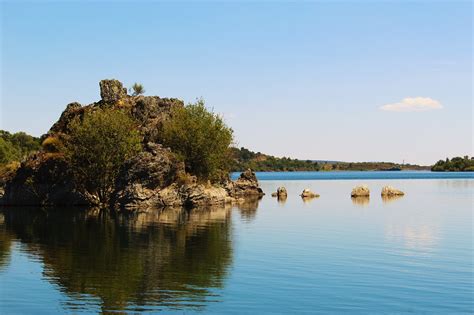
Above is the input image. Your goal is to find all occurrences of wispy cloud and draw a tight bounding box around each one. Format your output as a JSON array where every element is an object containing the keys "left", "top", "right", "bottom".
[{"left": 380, "top": 97, "right": 443, "bottom": 112}]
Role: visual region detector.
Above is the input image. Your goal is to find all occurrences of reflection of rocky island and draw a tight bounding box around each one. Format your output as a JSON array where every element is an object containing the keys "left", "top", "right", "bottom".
[
  {"left": 0, "top": 213, "right": 12, "bottom": 271},
  {"left": 1, "top": 207, "right": 236, "bottom": 312}
]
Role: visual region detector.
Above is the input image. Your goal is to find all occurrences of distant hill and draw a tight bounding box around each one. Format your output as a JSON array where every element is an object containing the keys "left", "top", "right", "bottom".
[{"left": 230, "top": 147, "right": 430, "bottom": 172}]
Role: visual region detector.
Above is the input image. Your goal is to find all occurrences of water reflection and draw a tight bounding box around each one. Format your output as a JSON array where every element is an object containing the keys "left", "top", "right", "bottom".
[
  {"left": 351, "top": 196, "right": 370, "bottom": 207},
  {"left": 381, "top": 195, "right": 404, "bottom": 204},
  {"left": 385, "top": 223, "right": 439, "bottom": 254},
  {"left": 234, "top": 196, "right": 261, "bottom": 221},
  {"left": 1, "top": 206, "right": 234, "bottom": 313},
  {"left": 0, "top": 213, "right": 12, "bottom": 271},
  {"left": 277, "top": 195, "right": 287, "bottom": 205}
]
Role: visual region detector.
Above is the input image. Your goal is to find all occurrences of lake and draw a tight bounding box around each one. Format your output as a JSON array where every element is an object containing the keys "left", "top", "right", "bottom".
[{"left": 0, "top": 172, "right": 473, "bottom": 314}]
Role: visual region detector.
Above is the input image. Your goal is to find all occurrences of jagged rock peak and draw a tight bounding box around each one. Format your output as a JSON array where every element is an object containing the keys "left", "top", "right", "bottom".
[{"left": 99, "top": 79, "right": 127, "bottom": 103}]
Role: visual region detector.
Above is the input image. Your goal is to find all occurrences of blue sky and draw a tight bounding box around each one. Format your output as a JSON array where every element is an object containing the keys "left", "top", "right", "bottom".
[{"left": 1, "top": 1, "right": 472, "bottom": 165}]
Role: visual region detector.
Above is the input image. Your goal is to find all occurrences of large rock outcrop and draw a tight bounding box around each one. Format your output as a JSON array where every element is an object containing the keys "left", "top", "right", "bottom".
[
  {"left": 1, "top": 153, "right": 96, "bottom": 206},
  {"left": 111, "top": 143, "right": 185, "bottom": 210},
  {"left": 0, "top": 79, "right": 263, "bottom": 210}
]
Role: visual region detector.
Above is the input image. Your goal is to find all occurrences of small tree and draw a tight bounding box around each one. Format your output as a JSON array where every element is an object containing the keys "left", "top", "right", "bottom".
[
  {"left": 65, "top": 108, "right": 142, "bottom": 204},
  {"left": 131, "top": 83, "right": 145, "bottom": 96},
  {"left": 161, "top": 99, "right": 233, "bottom": 181}
]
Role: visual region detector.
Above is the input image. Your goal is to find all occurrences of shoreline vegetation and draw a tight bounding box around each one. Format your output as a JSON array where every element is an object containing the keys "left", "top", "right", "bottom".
[
  {"left": 230, "top": 147, "right": 431, "bottom": 172},
  {"left": 431, "top": 156, "right": 474, "bottom": 172}
]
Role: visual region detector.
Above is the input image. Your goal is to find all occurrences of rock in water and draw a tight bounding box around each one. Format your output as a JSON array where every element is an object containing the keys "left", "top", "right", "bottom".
[
  {"left": 300, "top": 188, "right": 320, "bottom": 198},
  {"left": 227, "top": 169, "right": 265, "bottom": 197},
  {"left": 99, "top": 79, "right": 127, "bottom": 103},
  {"left": 351, "top": 185, "right": 370, "bottom": 197},
  {"left": 271, "top": 187, "right": 288, "bottom": 197},
  {"left": 381, "top": 186, "right": 404, "bottom": 196}
]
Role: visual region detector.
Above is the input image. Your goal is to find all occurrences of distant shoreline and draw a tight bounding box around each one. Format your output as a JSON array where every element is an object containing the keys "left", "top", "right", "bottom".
[{"left": 230, "top": 170, "right": 474, "bottom": 181}]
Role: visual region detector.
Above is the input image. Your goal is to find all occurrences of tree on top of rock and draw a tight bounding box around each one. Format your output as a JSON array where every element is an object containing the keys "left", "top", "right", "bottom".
[
  {"left": 160, "top": 99, "right": 233, "bottom": 182},
  {"left": 131, "top": 83, "right": 145, "bottom": 96}
]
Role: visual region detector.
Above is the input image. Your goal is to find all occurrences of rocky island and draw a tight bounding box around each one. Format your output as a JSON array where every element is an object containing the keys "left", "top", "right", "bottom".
[{"left": 0, "top": 80, "right": 264, "bottom": 210}]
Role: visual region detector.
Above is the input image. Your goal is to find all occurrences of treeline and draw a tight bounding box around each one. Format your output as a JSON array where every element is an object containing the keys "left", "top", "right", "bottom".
[
  {"left": 229, "top": 147, "right": 320, "bottom": 172},
  {"left": 324, "top": 161, "right": 428, "bottom": 171},
  {"left": 0, "top": 131, "right": 41, "bottom": 165},
  {"left": 431, "top": 156, "right": 474, "bottom": 172},
  {"left": 229, "top": 147, "right": 429, "bottom": 172}
]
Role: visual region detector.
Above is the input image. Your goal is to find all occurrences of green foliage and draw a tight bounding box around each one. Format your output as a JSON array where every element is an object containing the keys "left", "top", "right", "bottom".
[
  {"left": 230, "top": 147, "right": 429, "bottom": 172},
  {"left": 65, "top": 108, "right": 142, "bottom": 203},
  {"left": 42, "top": 136, "right": 64, "bottom": 153},
  {"left": 0, "top": 130, "right": 41, "bottom": 165},
  {"left": 131, "top": 82, "right": 145, "bottom": 96},
  {"left": 160, "top": 99, "right": 233, "bottom": 181},
  {"left": 230, "top": 147, "right": 320, "bottom": 172},
  {"left": 431, "top": 156, "right": 474, "bottom": 172},
  {"left": 328, "top": 161, "right": 427, "bottom": 171}
]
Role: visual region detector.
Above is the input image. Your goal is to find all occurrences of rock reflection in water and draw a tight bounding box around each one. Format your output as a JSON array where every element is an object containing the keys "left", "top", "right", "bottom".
[
  {"left": 1, "top": 206, "right": 233, "bottom": 313},
  {"left": 0, "top": 213, "right": 12, "bottom": 271},
  {"left": 277, "top": 195, "right": 287, "bottom": 205},
  {"left": 351, "top": 196, "right": 370, "bottom": 207},
  {"left": 382, "top": 195, "right": 404, "bottom": 204},
  {"left": 234, "top": 196, "right": 261, "bottom": 221}
]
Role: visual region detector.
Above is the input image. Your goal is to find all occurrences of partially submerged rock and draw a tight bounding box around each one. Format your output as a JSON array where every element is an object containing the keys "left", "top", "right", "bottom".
[
  {"left": 227, "top": 169, "right": 265, "bottom": 197},
  {"left": 351, "top": 185, "right": 370, "bottom": 197},
  {"left": 381, "top": 186, "right": 404, "bottom": 196},
  {"left": 271, "top": 187, "right": 287, "bottom": 198},
  {"left": 300, "top": 188, "right": 320, "bottom": 198}
]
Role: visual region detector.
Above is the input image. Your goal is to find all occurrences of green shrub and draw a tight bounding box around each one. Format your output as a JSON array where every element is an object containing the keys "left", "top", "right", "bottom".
[
  {"left": 65, "top": 108, "right": 142, "bottom": 204},
  {"left": 42, "top": 136, "right": 64, "bottom": 153},
  {"left": 160, "top": 99, "right": 233, "bottom": 182},
  {"left": 131, "top": 83, "right": 145, "bottom": 96}
]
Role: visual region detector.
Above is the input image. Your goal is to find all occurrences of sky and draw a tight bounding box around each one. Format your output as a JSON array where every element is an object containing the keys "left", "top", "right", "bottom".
[{"left": 1, "top": 1, "right": 472, "bottom": 165}]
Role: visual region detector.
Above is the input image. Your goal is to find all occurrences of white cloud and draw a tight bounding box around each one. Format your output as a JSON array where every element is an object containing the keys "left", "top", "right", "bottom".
[{"left": 380, "top": 97, "right": 443, "bottom": 112}]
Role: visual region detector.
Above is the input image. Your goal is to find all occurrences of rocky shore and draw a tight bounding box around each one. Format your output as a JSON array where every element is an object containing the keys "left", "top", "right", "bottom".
[{"left": 0, "top": 80, "right": 264, "bottom": 210}]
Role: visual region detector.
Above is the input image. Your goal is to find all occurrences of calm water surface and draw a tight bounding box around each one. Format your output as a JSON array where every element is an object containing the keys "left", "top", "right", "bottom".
[{"left": 0, "top": 172, "right": 473, "bottom": 314}]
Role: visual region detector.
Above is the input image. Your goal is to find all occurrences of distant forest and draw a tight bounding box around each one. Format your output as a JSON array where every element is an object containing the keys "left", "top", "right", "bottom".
[
  {"left": 229, "top": 147, "right": 429, "bottom": 172},
  {"left": 431, "top": 156, "right": 474, "bottom": 172}
]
